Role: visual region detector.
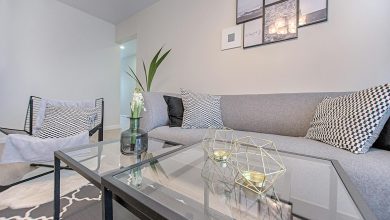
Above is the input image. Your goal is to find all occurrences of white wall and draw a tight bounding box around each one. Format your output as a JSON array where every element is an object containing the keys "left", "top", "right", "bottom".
[
  {"left": 120, "top": 55, "right": 136, "bottom": 115},
  {"left": 116, "top": 0, "right": 390, "bottom": 95},
  {"left": 0, "top": 0, "right": 121, "bottom": 141}
]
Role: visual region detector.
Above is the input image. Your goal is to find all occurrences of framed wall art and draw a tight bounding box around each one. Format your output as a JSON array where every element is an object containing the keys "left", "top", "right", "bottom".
[
  {"left": 263, "top": 0, "right": 298, "bottom": 44},
  {"left": 299, "top": 0, "right": 328, "bottom": 27},
  {"left": 236, "top": 0, "right": 264, "bottom": 24},
  {"left": 221, "top": 25, "right": 242, "bottom": 50},
  {"left": 243, "top": 18, "right": 263, "bottom": 48}
]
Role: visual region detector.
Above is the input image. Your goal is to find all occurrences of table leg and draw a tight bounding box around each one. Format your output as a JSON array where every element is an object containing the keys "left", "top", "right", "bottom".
[
  {"left": 54, "top": 156, "right": 61, "bottom": 220},
  {"left": 102, "top": 187, "right": 113, "bottom": 220}
]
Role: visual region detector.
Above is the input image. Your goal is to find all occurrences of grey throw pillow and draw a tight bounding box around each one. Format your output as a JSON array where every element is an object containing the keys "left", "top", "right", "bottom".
[
  {"left": 34, "top": 104, "right": 97, "bottom": 139},
  {"left": 305, "top": 84, "right": 390, "bottom": 154},
  {"left": 181, "top": 89, "right": 224, "bottom": 129}
]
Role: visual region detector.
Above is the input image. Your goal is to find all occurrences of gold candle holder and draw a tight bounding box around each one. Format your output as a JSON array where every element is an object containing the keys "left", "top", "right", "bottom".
[
  {"left": 213, "top": 150, "right": 231, "bottom": 162},
  {"left": 231, "top": 136, "right": 286, "bottom": 195}
]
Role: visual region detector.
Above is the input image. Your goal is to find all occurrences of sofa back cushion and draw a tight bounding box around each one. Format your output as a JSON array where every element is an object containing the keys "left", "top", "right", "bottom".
[{"left": 220, "top": 92, "right": 348, "bottom": 137}]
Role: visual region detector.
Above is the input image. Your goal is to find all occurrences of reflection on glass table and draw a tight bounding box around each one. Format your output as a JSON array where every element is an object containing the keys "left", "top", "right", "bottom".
[{"left": 102, "top": 142, "right": 375, "bottom": 220}]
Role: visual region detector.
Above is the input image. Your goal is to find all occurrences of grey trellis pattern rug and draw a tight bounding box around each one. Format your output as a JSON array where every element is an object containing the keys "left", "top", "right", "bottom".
[{"left": 0, "top": 184, "right": 101, "bottom": 220}]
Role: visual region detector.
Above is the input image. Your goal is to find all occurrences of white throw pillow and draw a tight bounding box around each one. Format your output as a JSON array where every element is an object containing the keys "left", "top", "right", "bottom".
[
  {"left": 306, "top": 84, "right": 390, "bottom": 154},
  {"left": 181, "top": 89, "right": 224, "bottom": 129}
]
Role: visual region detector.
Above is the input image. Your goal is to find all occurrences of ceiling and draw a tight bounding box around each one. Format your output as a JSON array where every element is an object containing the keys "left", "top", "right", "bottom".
[{"left": 58, "top": 0, "right": 159, "bottom": 24}]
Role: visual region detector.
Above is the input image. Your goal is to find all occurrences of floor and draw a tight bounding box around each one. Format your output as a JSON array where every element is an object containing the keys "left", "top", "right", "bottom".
[{"left": 0, "top": 129, "right": 122, "bottom": 186}]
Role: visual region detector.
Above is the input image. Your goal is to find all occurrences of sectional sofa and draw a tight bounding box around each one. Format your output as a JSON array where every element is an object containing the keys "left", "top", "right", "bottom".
[{"left": 140, "top": 92, "right": 390, "bottom": 220}]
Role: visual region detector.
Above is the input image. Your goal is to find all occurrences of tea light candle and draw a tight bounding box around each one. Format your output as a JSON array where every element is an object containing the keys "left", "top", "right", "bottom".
[
  {"left": 242, "top": 171, "right": 265, "bottom": 188},
  {"left": 213, "top": 150, "right": 230, "bottom": 161}
]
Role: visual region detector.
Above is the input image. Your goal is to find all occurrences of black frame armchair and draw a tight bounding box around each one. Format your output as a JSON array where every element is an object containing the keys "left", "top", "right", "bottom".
[
  {"left": 0, "top": 96, "right": 104, "bottom": 141},
  {"left": 0, "top": 96, "right": 104, "bottom": 191}
]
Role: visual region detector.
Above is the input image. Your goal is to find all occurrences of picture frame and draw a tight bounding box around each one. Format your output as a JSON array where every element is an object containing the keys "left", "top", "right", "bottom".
[
  {"left": 243, "top": 18, "right": 263, "bottom": 48},
  {"left": 236, "top": 0, "right": 264, "bottom": 24},
  {"left": 263, "top": 0, "right": 298, "bottom": 45},
  {"left": 298, "top": 0, "right": 328, "bottom": 27},
  {"left": 221, "top": 25, "right": 243, "bottom": 50}
]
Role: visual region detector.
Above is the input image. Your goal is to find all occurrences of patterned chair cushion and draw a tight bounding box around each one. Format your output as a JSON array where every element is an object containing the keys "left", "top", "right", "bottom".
[
  {"left": 181, "top": 89, "right": 224, "bottom": 129},
  {"left": 34, "top": 104, "right": 97, "bottom": 139},
  {"left": 306, "top": 84, "right": 390, "bottom": 153}
]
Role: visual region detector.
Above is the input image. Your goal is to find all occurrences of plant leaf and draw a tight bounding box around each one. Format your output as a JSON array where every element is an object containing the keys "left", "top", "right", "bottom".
[
  {"left": 147, "top": 48, "right": 171, "bottom": 91},
  {"left": 156, "top": 49, "right": 171, "bottom": 69},
  {"left": 127, "top": 66, "right": 145, "bottom": 92},
  {"left": 147, "top": 47, "right": 163, "bottom": 91},
  {"left": 142, "top": 60, "right": 148, "bottom": 91}
]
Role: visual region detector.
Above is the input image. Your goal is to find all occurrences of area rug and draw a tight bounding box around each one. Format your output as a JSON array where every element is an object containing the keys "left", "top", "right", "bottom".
[
  {"left": 0, "top": 184, "right": 101, "bottom": 220},
  {"left": 0, "top": 169, "right": 98, "bottom": 220}
]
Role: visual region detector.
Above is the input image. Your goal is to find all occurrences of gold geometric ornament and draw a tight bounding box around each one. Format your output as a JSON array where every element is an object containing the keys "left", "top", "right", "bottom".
[{"left": 231, "top": 136, "right": 286, "bottom": 195}]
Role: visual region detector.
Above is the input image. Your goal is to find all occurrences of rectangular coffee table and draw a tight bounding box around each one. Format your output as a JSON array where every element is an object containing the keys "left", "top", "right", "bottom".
[
  {"left": 53, "top": 138, "right": 185, "bottom": 220},
  {"left": 101, "top": 142, "right": 377, "bottom": 220}
]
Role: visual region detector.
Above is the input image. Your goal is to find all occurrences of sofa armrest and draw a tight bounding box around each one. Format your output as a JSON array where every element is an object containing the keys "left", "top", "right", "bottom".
[{"left": 140, "top": 92, "right": 170, "bottom": 132}]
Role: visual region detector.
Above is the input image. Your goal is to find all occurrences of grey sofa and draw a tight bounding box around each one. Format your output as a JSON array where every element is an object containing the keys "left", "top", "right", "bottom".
[{"left": 140, "top": 92, "right": 390, "bottom": 220}]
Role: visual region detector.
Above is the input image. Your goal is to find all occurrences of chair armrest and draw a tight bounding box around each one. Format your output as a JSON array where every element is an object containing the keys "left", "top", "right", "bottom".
[{"left": 140, "top": 92, "right": 172, "bottom": 132}]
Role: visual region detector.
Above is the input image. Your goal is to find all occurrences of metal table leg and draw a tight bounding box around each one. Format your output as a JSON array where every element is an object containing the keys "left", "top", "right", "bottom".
[
  {"left": 102, "top": 186, "right": 113, "bottom": 220},
  {"left": 54, "top": 156, "right": 61, "bottom": 220}
]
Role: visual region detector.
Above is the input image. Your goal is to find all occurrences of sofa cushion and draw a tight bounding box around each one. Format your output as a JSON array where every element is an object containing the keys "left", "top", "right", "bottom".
[
  {"left": 148, "top": 126, "right": 207, "bottom": 146},
  {"left": 140, "top": 92, "right": 171, "bottom": 132},
  {"left": 220, "top": 92, "right": 348, "bottom": 137}
]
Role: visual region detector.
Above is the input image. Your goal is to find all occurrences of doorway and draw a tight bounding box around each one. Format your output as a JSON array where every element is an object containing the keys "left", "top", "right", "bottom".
[{"left": 120, "top": 39, "right": 137, "bottom": 130}]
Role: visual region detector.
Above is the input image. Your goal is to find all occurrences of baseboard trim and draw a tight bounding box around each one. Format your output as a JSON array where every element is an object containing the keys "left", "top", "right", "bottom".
[{"left": 104, "top": 124, "right": 121, "bottom": 130}]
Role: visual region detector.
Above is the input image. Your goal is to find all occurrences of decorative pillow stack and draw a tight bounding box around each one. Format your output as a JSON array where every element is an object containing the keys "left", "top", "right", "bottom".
[
  {"left": 306, "top": 84, "right": 390, "bottom": 154},
  {"left": 180, "top": 89, "right": 224, "bottom": 129},
  {"left": 34, "top": 104, "right": 98, "bottom": 139}
]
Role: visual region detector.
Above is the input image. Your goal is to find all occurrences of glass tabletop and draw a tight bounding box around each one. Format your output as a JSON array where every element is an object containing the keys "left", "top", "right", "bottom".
[
  {"left": 57, "top": 138, "right": 184, "bottom": 185},
  {"left": 111, "top": 143, "right": 364, "bottom": 220}
]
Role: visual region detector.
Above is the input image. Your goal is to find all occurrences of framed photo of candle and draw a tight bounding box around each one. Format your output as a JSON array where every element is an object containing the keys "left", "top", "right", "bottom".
[
  {"left": 299, "top": 0, "right": 328, "bottom": 27},
  {"left": 263, "top": 0, "right": 298, "bottom": 44},
  {"left": 243, "top": 18, "right": 264, "bottom": 48},
  {"left": 236, "top": 0, "right": 264, "bottom": 24}
]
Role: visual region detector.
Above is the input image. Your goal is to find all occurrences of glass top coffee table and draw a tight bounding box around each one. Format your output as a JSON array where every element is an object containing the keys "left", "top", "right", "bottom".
[
  {"left": 101, "top": 142, "right": 376, "bottom": 220},
  {"left": 53, "top": 138, "right": 185, "bottom": 220}
]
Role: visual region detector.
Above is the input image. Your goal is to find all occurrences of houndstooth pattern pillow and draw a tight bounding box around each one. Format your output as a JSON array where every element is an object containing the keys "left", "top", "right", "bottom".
[
  {"left": 306, "top": 84, "right": 390, "bottom": 154},
  {"left": 34, "top": 104, "right": 98, "bottom": 139},
  {"left": 181, "top": 89, "right": 224, "bottom": 129}
]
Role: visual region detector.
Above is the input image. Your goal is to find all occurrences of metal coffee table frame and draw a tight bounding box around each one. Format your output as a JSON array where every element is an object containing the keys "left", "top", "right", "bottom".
[{"left": 53, "top": 139, "right": 187, "bottom": 220}]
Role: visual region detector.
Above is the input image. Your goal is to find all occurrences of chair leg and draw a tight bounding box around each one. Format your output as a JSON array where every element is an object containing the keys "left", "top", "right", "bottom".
[
  {"left": 0, "top": 170, "right": 54, "bottom": 192},
  {"left": 98, "top": 127, "right": 104, "bottom": 142}
]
